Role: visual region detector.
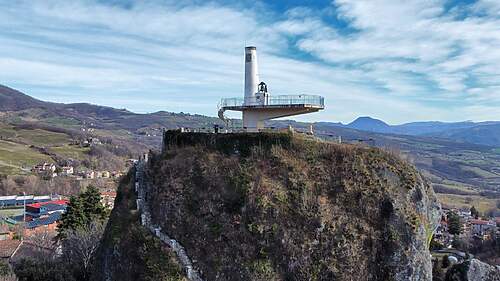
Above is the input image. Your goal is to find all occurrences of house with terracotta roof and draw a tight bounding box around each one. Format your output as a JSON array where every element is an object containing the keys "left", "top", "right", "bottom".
[
  {"left": 0, "top": 240, "right": 22, "bottom": 263},
  {"left": 100, "top": 191, "right": 117, "bottom": 209},
  {"left": 469, "top": 219, "right": 496, "bottom": 237}
]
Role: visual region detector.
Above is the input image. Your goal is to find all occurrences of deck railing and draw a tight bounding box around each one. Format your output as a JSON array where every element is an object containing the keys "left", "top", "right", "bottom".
[{"left": 220, "top": 94, "right": 324, "bottom": 108}]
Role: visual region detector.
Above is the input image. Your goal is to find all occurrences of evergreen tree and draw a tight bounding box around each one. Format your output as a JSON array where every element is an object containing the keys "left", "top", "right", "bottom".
[
  {"left": 470, "top": 206, "right": 479, "bottom": 219},
  {"left": 80, "top": 185, "right": 107, "bottom": 221},
  {"left": 57, "top": 185, "right": 107, "bottom": 239},
  {"left": 447, "top": 211, "right": 461, "bottom": 235},
  {"left": 430, "top": 236, "right": 444, "bottom": 251},
  {"left": 57, "top": 196, "right": 86, "bottom": 239}
]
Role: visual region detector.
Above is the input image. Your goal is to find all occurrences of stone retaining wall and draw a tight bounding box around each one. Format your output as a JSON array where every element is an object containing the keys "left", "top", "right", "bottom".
[{"left": 135, "top": 160, "right": 204, "bottom": 281}]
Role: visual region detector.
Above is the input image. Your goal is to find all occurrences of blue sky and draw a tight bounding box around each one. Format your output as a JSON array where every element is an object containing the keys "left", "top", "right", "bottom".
[{"left": 1, "top": 0, "right": 499, "bottom": 124}]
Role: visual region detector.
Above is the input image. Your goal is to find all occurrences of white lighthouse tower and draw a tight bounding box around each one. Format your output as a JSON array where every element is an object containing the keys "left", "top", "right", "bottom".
[{"left": 219, "top": 46, "right": 324, "bottom": 131}]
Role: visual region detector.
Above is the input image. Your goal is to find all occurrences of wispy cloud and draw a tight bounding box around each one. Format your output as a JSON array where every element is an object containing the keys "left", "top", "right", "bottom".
[{"left": 0, "top": 0, "right": 499, "bottom": 123}]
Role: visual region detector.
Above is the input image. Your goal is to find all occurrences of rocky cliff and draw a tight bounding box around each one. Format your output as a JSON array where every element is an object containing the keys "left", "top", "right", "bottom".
[
  {"left": 467, "top": 259, "right": 500, "bottom": 281},
  {"left": 136, "top": 131, "right": 441, "bottom": 281},
  {"left": 444, "top": 258, "right": 500, "bottom": 281},
  {"left": 92, "top": 172, "right": 187, "bottom": 281}
]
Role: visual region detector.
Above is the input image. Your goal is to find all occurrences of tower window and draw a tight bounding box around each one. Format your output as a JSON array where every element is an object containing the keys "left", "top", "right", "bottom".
[{"left": 246, "top": 54, "right": 252, "bottom": 62}]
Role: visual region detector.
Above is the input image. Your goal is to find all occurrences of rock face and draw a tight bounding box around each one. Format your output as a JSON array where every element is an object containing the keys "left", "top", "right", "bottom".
[
  {"left": 92, "top": 172, "right": 187, "bottom": 281},
  {"left": 467, "top": 259, "right": 500, "bottom": 281},
  {"left": 143, "top": 131, "right": 441, "bottom": 281}
]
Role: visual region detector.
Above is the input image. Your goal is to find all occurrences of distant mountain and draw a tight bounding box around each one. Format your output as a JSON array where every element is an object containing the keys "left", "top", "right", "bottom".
[
  {"left": 0, "top": 84, "right": 221, "bottom": 131},
  {"left": 346, "top": 116, "right": 391, "bottom": 133},
  {"left": 427, "top": 123, "right": 500, "bottom": 147},
  {"left": 0, "top": 85, "right": 51, "bottom": 111},
  {"left": 316, "top": 117, "right": 500, "bottom": 147},
  {"left": 1, "top": 84, "right": 499, "bottom": 148},
  {"left": 391, "top": 121, "right": 479, "bottom": 135}
]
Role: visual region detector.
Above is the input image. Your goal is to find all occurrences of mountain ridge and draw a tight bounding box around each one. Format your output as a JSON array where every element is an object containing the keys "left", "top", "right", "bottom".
[
  {"left": 1, "top": 84, "right": 499, "bottom": 211},
  {"left": 2, "top": 84, "right": 500, "bottom": 145}
]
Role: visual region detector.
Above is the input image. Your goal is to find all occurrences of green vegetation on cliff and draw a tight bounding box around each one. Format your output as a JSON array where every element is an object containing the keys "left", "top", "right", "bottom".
[
  {"left": 143, "top": 131, "right": 441, "bottom": 281},
  {"left": 93, "top": 171, "right": 186, "bottom": 281}
]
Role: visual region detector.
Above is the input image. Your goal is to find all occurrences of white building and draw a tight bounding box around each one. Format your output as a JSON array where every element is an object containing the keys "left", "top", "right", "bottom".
[
  {"left": 61, "top": 166, "right": 74, "bottom": 176},
  {"left": 219, "top": 46, "right": 324, "bottom": 131}
]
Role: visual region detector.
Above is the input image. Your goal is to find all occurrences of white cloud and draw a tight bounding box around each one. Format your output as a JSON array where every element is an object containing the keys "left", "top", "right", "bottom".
[{"left": 0, "top": 0, "right": 499, "bottom": 123}]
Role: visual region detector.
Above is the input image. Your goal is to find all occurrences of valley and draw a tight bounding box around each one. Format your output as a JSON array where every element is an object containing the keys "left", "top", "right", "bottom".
[{"left": 1, "top": 85, "right": 499, "bottom": 215}]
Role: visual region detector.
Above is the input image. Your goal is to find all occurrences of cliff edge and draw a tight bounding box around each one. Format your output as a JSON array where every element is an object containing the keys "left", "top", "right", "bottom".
[{"left": 138, "top": 131, "right": 441, "bottom": 281}]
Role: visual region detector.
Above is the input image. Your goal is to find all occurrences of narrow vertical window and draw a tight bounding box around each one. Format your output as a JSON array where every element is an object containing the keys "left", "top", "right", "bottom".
[{"left": 246, "top": 54, "right": 252, "bottom": 62}]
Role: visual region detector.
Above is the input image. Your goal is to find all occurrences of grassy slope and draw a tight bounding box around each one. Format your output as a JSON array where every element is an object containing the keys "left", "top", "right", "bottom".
[
  {"left": 437, "top": 194, "right": 498, "bottom": 213},
  {"left": 0, "top": 124, "right": 91, "bottom": 175},
  {"left": 47, "top": 145, "right": 90, "bottom": 159},
  {"left": 0, "top": 140, "right": 53, "bottom": 174},
  {"left": 282, "top": 123, "right": 499, "bottom": 214},
  {"left": 0, "top": 123, "right": 142, "bottom": 176}
]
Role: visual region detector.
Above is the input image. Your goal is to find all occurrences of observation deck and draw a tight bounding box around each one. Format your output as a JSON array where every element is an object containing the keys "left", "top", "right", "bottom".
[
  {"left": 218, "top": 94, "right": 324, "bottom": 131},
  {"left": 219, "top": 94, "right": 324, "bottom": 111}
]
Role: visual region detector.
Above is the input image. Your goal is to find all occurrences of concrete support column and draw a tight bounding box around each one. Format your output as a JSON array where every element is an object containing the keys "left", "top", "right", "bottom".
[{"left": 242, "top": 111, "right": 264, "bottom": 131}]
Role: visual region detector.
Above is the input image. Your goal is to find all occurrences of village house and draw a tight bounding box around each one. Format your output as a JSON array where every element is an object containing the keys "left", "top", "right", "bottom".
[
  {"left": 95, "top": 171, "right": 111, "bottom": 179},
  {"left": 469, "top": 219, "right": 496, "bottom": 238},
  {"left": 78, "top": 170, "right": 95, "bottom": 179},
  {"left": 82, "top": 137, "right": 102, "bottom": 147},
  {"left": 434, "top": 217, "right": 451, "bottom": 245},
  {"left": 32, "top": 162, "right": 57, "bottom": 177},
  {"left": 32, "top": 162, "right": 56, "bottom": 173},
  {"left": 0, "top": 240, "right": 22, "bottom": 264},
  {"left": 60, "top": 166, "right": 74, "bottom": 176},
  {"left": 126, "top": 159, "right": 138, "bottom": 166},
  {"left": 100, "top": 191, "right": 117, "bottom": 209},
  {"left": 111, "top": 171, "right": 123, "bottom": 179}
]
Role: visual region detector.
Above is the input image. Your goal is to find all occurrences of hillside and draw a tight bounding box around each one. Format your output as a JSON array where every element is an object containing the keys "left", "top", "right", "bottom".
[
  {"left": 128, "top": 131, "right": 442, "bottom": 280},
  {"left": 0, "top": 85, "right": 50, "bottom": 111},
  {"left": 0, "top": 84, "right": 221, "bottom": 133},
  {"left": 1, "top": 85, "right": 498, "bottom": 212},
  {"left": 323, "top": 116, "right": 500, "bottom": 147},
  {"left": 427, "top": 123, "right": 500, "bottom": 147}
]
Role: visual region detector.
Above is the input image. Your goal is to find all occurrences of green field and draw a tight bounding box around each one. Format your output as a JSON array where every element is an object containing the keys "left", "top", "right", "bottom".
[
  {"left": 14, "top": 129, "right": 70, "bottom": 146},
  {"left": 437, "top": 193, "right": 498, "bottom": 214},
  {"left": 459, "top": 165, "right": 499, "bottom": 178},
  {"left": 0, "top": 124, "right": 90, "bottom": 175},
  {"left": 0, "top": 140, "right": 53, "bottom": 175},
  {"left": 0, "top": 208, "right": 24, "bottom": 218},
  {"left": 0, "top": 124, "right": 71, "bottom": 147},
  {"left": 48, "top": 144, "right": 89, "bottom": 159}
]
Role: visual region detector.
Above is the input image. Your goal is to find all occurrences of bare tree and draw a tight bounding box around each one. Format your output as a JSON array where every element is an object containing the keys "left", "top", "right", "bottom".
[
  {"left": 27, "top": 228, "right": 58, "bottom": 258},
  {"left": 61, "top": 220, "right": 106, "bottom": 279}
]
